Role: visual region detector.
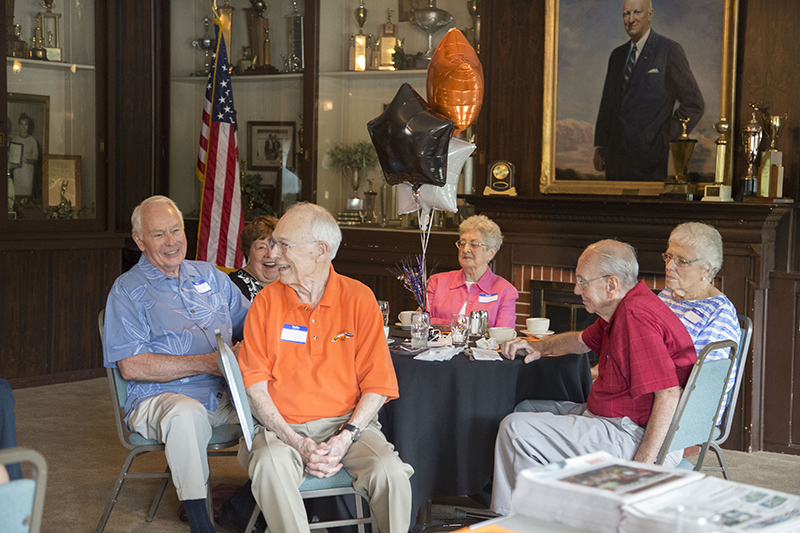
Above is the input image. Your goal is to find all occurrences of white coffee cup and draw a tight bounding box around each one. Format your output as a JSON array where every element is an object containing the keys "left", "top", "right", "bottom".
[
  {"left": 526, "top": 317, "right": 550, "bottom": 334},
  {"left": 488, "top": 327, "right": 517, "bottom": 344},
  {"left": 398, "top": 311, "right": 415, "bottom": 326},
  {"left": 384, "top": 326, "right": 390, "bottom": 338}
]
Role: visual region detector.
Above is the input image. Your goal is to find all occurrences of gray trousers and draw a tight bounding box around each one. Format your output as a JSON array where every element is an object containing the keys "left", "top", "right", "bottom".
[
  {"left": 129, "top": 392, "right": 238, "bottom": 501},
  {"left": 239, "top": 413, "right": 414, "bottom": 533},
  {"left": 491, "top": 400, "right": 681, "bottom": 516}
]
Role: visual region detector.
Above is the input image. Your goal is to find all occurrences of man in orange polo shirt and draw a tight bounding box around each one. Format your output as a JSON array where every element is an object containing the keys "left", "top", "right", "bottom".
[{"left": 237, "top": 202, "right": 413, "bottom": 533}]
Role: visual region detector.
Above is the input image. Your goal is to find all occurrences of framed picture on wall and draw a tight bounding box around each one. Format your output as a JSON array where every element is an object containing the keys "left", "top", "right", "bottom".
[
  {"left": 539, "top": 0, "right": 738, "bottom": 196},
  {"left": 43, "top": 155, "right": 82, "bottom": 209},
  {"left": 247, "top": 121, "right": 296, "bottom": 171},
  {"left": 7, "top": 92, "right": 49, "bottom": 198}
]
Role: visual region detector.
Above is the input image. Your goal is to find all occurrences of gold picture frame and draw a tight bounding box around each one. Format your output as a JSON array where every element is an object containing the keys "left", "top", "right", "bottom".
[
  {"left": 540, "top": 0, "right": 739, "bottom": 195},
  {"left": 43, "top": 155, "right": 82, "bottom": 209}
]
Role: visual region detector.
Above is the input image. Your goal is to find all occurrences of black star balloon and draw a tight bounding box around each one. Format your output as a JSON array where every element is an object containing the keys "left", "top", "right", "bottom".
[{"left": 367, "top": 83, "right": 454, "bottom": 188}]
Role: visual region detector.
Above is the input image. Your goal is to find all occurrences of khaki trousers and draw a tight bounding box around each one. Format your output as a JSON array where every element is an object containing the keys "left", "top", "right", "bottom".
[
  {"left": 239, "top": 413, "right": 414, "bottom": 533},
  {"left": 129, "top": 392, "right": 238, "bottom": 501}
]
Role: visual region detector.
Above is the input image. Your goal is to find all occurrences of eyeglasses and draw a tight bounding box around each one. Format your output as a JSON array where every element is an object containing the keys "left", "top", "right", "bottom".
[
  {"left": 661, "top": 253, "right": 701, "bottom": 268},
  {"left": 268, "top": 238, "right": 321, "bottom": 253},
  {"left": 455, "top": 240, "right": 490, "bottom": 250},
  {"left": 575, "top": 275, "right": 610, "bottom": 289}
]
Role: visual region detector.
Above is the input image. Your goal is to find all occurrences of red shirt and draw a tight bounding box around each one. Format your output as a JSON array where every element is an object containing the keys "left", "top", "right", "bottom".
[{"left": 582, "top": 281, "right": 696, "bottom": 426}]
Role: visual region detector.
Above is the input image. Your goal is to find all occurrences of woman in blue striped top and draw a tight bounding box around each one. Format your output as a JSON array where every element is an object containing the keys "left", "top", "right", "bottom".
[{"left": 658, "top": 222, "right": 740, "bottom": 421}]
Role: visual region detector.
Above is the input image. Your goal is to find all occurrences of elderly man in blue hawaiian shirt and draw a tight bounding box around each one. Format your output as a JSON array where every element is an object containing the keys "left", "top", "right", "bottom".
[{"left": 103, "top": 195, "right": 250, "bottom": 533}]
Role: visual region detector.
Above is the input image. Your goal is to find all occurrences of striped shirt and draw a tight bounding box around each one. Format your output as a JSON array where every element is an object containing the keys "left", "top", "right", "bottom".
[{"left": 659, "top": 287, "right": 739, "bottom": 420}]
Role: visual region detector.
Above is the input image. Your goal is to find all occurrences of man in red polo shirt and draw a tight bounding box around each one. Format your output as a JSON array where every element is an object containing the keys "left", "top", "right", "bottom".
[
  {"left": 492, "top": 239, "right": 696, "bottom": 516},
  {"left": 237, "top": 202, "right": 413, "bottom": 533}
]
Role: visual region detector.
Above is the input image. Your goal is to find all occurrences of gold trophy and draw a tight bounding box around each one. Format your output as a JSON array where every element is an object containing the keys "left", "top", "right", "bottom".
[
  {"left": 758, "top": 111, "right": 788, "bottom": 199},
  {"left": 191, "top": 17, "right": 213, "bottom": 76},
  {"left": 244, "top": 0, "right": 278, "bottom": 74},
  {"left": 662, "top": 118, "right": 696, "bottom": 200},
  {"left": 6, "top": 0, "right": 27, "bottom": 58},
  {"left": 738, "top": 103, "right": 762, "bottom": 202},
  {"left": 39, "top": 0, "right": 61, "bottom": 61},
  {"left": 29, "top": 15, "right": 47, "bottom": 60},
  {"left": 348, "top": 1, "right": 369, "bottom": 71},
  {"left": 702, "top": 120, "right": 733, "bottom": 202},
  {"left": 377, "top": 9, "right": 398, "bottom": 70},
  {"left": 466, "top": 0, "right": 480, "bottom": 52}
]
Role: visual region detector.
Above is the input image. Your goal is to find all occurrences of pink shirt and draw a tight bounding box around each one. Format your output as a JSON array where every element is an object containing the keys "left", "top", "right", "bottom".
[{"left": 427, "top": 268, "right": 519, "bottom": 328}]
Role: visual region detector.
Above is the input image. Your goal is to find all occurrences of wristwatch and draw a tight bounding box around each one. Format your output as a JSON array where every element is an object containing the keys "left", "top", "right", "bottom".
[{"left": 335, "top": 423, "right": 361, "bottom": 442}]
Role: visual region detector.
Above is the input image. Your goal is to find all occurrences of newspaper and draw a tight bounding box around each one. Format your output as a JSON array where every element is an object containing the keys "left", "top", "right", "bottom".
[
  {"left": 622, "top": 475, "right": 800, "bottom": 533},
  {"left": 511, "top": 452, "right": 703, "bottom": 532}
]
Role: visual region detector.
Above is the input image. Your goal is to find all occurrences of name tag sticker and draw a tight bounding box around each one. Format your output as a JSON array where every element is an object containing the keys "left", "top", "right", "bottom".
[
  {"left": 192, "top": 279, "right": 212, "bottom": 294},
  {"left": 281, "top": 324, "right": 308, "bottom": 344},
  {"left": 479, "top": 293, "right": 498, "bottom": 303},
  {"left": 684, "top": 310, "right": 703, "bottom": 324}
]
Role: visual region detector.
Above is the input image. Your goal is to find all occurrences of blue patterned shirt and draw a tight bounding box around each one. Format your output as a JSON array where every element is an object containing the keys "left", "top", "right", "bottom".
[
  {"left": 103, "top": 255, "right": 250, "bottom": 417},
  {"left": 659, "top": 287, "right": 739, "bottom": 420}
]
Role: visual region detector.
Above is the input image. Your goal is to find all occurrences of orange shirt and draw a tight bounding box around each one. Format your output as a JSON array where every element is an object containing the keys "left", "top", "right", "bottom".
[{"left": 238, "top": 265, "right": 399, "bottom": 424}]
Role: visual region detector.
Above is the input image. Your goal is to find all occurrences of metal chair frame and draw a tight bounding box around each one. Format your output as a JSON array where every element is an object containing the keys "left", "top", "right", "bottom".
[
  {"left": 96, "top": 310, "right": 241, "bottom": 533},
  {"left": 216, "top": 334, "right": 377, "bottom": 533},
  {"left": 0, "top": 447, "right": 47, "bottom": 533}
]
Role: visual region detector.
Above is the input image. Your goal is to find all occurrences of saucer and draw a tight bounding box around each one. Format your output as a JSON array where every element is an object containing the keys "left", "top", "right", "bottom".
[
  {"left": 387, "top": 338, "right": 395, "bottom": 345},
  {"left": 521, "top": 329, "right": 555, "bottom": 338},
  {"left": 395, "top": 323, "right": 412, "bottom": 330}
]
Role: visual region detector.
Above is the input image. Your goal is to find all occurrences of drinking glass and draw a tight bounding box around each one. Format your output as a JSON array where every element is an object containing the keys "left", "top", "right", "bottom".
[
  {"left": 450, "top": 314, "right": 470, "bottom": 346},
  {"left": 410, "top": 311, "right": 430, "bottom": 348},
  {"left": 377, "top": 300, "right": 390, "bottom": 327}
]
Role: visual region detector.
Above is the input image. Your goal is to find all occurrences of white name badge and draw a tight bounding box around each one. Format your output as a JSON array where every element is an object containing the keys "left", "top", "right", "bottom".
[
  {"left": 281, "top": 324, "right": 308, "bottom": 344},
  {"left": 479, "top": 293, "right": 498, "bottom": 303},
  {"left": 192, "top": 279, "right": 212, "bottom": 294},
  {"left": 684, "top": 310, "right": 703, "bottom": 324}
]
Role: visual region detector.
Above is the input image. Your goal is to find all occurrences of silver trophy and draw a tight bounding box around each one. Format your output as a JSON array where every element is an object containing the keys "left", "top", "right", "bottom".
[
  {"left": 410, "top": 0, "right": 454, "bottom": 61},
  {"left": 737, "top": 103, "right": 762, "bottom": 201}
]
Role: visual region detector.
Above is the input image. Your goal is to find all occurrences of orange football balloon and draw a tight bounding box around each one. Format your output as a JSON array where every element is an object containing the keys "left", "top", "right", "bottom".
[{"left": 427, "top": 28, "right": 484, "bottom": 135}]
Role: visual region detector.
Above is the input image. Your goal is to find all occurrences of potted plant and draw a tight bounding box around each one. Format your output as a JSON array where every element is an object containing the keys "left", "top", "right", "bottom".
[{"left": 327, "top": 142, "right": 379, "bottom": 205}]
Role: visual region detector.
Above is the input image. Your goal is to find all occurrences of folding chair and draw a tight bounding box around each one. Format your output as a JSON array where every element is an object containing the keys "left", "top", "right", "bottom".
[
  {"left": 698, "top": 314, "right": 753, "bottom": 479},
  {"left": 216, "top": 334, "right": 377, "bottom": 533},
  {"left": 0, "top": 447, "right": 47, "bottom": 533},
  {"left": 655, "top": 338, "right": 738, "bottom": 469},
  {"left": 96, "top": 310, "right": 242, "bottom": 533}
]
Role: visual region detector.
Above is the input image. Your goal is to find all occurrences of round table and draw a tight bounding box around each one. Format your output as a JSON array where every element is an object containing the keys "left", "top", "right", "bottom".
[{"left": 379, "top": 346, "right": 592, "bottom": 523}]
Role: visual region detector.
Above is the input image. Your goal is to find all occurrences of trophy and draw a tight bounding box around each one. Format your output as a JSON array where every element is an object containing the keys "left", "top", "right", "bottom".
[
  {"left": 285, "top": 0, "right": 304, "bottom": 72},
  {"left": 244, "top": 0, "right": 279, "bottom": 74},
  {"left": 39, "top": 0, "right": 61, "bottom": 61},
  {"left": 466, "top": 0, "right": 480, "bottom": 52},
  {"left": 6, "top": 0, "right": 27, "bottom": 58},
  {"left": 736, "top": 103, "right": 762, "bottom": 201},
  {"left": 348, "top": 1, "right": 369, "bottom": 71},
  {"left": 191, "top": 17, "right": 213, "bottom": 76},
  {"left": 410, "top": 0, "right": 454, "bottom": 61},
  {"left": 701, "top": 120, "right": 733, "bottom": 202},
  {"left": 29, "top": 15, "right": 47, "bottom": 60},
  {"left": 662, "top": 118, "right": 696, "bottom": 200},
  {"left": 377, "top": 9, "right": 398, "bottom": 70},
  {"left": 758, "top": 111, "right": 788, "bottom": 199}
]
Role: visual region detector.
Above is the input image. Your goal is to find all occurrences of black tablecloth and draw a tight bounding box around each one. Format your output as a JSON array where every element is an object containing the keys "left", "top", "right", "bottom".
[{"left": 378, "top": 350, "right": 592, "bottom": 522}]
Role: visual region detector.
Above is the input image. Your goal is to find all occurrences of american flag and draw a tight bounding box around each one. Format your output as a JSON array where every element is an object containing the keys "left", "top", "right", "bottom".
[{"left": 196, "top": 15, "right": 244, "bottom": 269}]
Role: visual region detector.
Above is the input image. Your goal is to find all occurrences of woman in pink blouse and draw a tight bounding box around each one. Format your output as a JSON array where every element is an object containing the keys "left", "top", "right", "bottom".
[{"left": 427, "top": 215, "right": 519, "bottom": 327}]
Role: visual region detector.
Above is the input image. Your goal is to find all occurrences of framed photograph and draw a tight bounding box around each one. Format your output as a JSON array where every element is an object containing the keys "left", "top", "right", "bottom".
[
  {"left": 397, "top": 0, "right": 428, "bottom": 22},
  {"left": 247, "top": 121, "right": 296, "bottom": 171},
  {"left": 7, "top": 93, "right": 49, "bottom": 198},
  {"left": 43, "top": 155, "right": 82, "bottom": 209},
  {"left": 540, "top": 0, "right": 738, "bottom": 196}
]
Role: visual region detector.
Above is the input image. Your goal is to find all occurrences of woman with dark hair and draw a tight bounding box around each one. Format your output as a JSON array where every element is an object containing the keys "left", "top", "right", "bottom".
[{"left": 229, "top": 215, "right": 279, "bottom": 300}]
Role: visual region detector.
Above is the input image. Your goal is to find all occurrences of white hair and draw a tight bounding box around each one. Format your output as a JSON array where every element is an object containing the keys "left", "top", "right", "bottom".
[
  {"left": 583, "top": 239, "right": 639, "bottom": 290},
  {"left": 131, "top": 195, "right": 184, "bottom": 236},
  {"left": 284, "top": 202, "right": 342, "bottom": 260},
  {"left": 459, "top": 214, "right": 503, "bottom": 251},
  {"left": 669, "top": 222, "right": 724, "bottom": 278}
]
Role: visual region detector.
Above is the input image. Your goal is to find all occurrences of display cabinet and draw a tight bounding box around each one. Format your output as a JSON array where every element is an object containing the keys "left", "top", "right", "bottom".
[
  {"left": 167, "top": 0, "right": 477, "bottom": 221},
  {"left": 2, "top": 0, "right": 104, "bottom": 229}
]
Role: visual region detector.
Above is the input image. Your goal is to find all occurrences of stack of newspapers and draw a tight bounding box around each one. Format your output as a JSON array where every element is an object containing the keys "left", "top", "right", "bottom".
[{"left": 510, "top": 452, "right": 800, "bottom": 532}]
